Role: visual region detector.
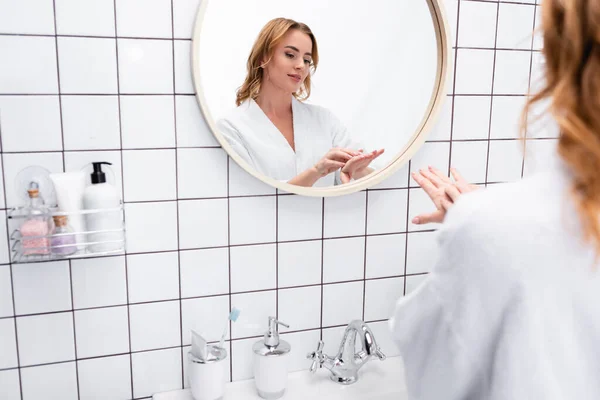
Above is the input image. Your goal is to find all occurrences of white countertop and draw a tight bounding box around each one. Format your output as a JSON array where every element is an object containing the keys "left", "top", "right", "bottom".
[{"left": 153, "top": 356, "right": 408, "bottom": 400}]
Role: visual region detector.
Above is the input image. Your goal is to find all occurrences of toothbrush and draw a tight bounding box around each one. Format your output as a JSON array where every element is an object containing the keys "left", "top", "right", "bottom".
[{"left": 218, "top": 307, "right": 241, "bottom": 349}]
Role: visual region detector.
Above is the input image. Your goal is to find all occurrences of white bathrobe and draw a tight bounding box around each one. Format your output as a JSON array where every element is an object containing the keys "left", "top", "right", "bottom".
[
  {"left": 390, "top": 152, "right": 600, "bottom": 400},
  {"left": 217, "top": 97, "right": 359, "bottom": 187}
]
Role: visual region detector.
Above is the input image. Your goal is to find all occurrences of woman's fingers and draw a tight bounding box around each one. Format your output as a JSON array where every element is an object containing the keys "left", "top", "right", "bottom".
[
  {"left": 445, "top": 184, "right": 462, "bottom": 202},
  {"left": 412, "top": 209, "right": 445, "bottom": 225},
  {"left": 428, "top": 166, "right": 453, "bottom": 185},
  {"left": 420, "top": 169, "right": 446, "bottom": 188},
  {"left": 411, "top": 171, "right": 438, "bottom": 200}
]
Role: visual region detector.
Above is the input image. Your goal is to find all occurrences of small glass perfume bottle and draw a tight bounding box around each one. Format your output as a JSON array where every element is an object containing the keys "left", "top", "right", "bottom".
[
  {"left": 20, "top": 182, "right": 51, "bottom": 256},
  {"left": 50, "top": 215, "right": 77, "bottom": 256}
]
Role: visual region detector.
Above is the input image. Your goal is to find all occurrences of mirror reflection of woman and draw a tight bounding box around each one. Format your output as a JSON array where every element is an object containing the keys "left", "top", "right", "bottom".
[{"left": 217, "top": 18, "right": 384, "bottom": 187}]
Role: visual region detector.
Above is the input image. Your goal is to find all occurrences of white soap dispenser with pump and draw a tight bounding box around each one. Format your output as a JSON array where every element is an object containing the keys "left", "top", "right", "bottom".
[{"left": 252, "top": 317, "right": 291, "bottom": 399}]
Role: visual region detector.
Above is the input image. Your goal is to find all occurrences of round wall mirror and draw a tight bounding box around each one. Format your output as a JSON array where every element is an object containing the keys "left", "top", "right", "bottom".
[{"left": 192, "top": 0, "right": 452, "bottom": 196}]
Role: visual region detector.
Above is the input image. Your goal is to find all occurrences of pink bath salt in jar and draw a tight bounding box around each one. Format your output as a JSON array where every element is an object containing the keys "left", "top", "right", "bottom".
[{"left": 20, "top": 185, "right": 51, "bottom": 256}]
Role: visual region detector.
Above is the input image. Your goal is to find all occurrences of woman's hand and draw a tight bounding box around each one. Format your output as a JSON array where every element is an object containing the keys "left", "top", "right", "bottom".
[
  {"left": 340, "top": 149, "right": 385, "bottom": 184},
  {"left": 411, "top": 166, "right": 478, "bottom": 225},
  {"left": 313, "top": 148, "right": 363, "bottom": 177}
]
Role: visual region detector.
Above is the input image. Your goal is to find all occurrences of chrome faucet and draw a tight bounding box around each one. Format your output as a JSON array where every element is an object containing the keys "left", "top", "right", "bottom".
[{"left": 307, "top": 320, "right": 386, "bottom": 385}]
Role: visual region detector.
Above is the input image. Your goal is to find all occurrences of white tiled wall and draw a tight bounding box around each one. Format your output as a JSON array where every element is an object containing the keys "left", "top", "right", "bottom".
[{"left": 0, "top": 0, "right": 553, "bottom": 399}]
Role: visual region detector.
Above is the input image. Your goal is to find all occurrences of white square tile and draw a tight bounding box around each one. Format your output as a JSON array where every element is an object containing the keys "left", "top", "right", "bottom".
[
  {"left": 323, "top": 192, "right": 366, "bottom": 238},
  {"left": 121, "top": 95, "right": 176, "bottom": 149},
  {"left": 178, "top": 148, "right": 228, "bottom": 198},
  {"left": 71, "top": 256, "right": 126, "bottom": 309},
  {"left": 57, "top": 37, "right": 118, "bottom": 94},
  {"left": 21, "top": 362, "right": 78, "bottom": 400},
  {"left": 525, "top": 97, "right": 560, "bottom": 139},
  {"left": 0, "top": 212, "right": 8, "bottom": 263},
  {"left": 409, "top": 142, "right": 451, "bottom": 188},
  {"left": 61, "top": 95, "right": 121, "bottom": 150},
  {"left": 0, "top": 36, "right": 58, "bottom": 94},
  {"left": 64, "top": 151, "right": 124, "bottom": 199},
  {"left": 180, "top": 248, "right": 229, "bottom": 298},
  {"left": 125, "top": 202, "right": 179, "bottom": 253},
  {"left": 130, "top": 300, "right": 181, "bottom": 352},
  {"left": 321, "top": 326, "right": 346, "bottom": 356},
  {"left": 277, "top": 195, "right": 322, "bottom": 241},
  {"left": 0, "top": 169, "right": 6, "bottom": 210},
  {"left": 0, "top": 0, "right": 55, "bottom": 34},
  {"left": 443, "top": 0, "right": 459, "bottom": 46},
  {"left": 405, "top": 274, "right": 428, "bottom": 295},
  {"left": 116, "top": 0, "right": 172, "bottom": 38},
  {"left": 452, "top": 96, "right": 492, "bottom": 140},
  {"left": 497, "top": 3, "right": 535, "bottom": 50},
  {"left": 175, "top": 95, "right": 219, "bottom": 147},
  {"left": 458, "top": 1, "right": 498, "bottom": 48},
  {"left": 322, "top": 281, "right": 363, "bottom": 327},
  {"left": 529, "top": 51, "right": 546, "bottom": 95},
  {"left": 178, "top": 199, "right": 228, "bottom": 249},
  {"left": 0, "top": 265, "right": 13, "bottom": 318},
  {"left": 450, "top": 141, "right": 489, "bottom": 184},
  {"left": 368, "top": 320, "right": 400, "bottom": 357},
  {"left": 12, "top": 261, "right": 71, "bottom": 315},
  {"left": 3, "top": 152, "right": 63, "bottom": 207},
  {"left": 367, "top": 189, "right": 408, "bottom": 235},
  {"left": 407, "top": 188, "right": 441, "bottom": 233},
  {"left": 173, "top": 0, "right": 201, "bottom": 39},
  {"left": 231, "top": 291, "right": 276, "bottom": 339},
  {"left": 230, "top": 244, "right": 276, "bottom": 293},
  {"left": 118, "top": 39, "right": 174, "bottom": 94},
  {"left": 0, "top": 319, "right": 17, "bottom": 369},
  {"left": 371, "top": 162, "right": 409, "bottom": 190},
  {"left": 74, "top": 306, "right": 129, "bottom": 358},
  {"left": 490, "top": 96, "right": 528, "bottom": 139},
  {"left": 229, "top": 197, "right": 276, "bottom": 245},
  {"left": 17, "top": 312, "right": 74, "bottom": 366},
  {"left": 128, "top": 252, "right": 179, "bottom": 303},
  {"left": 427, "top": 96, "right": 452, "bottom": 141},
  {"left": 406, "top": 231, "right": 441, "bottom": 275},
  {"left": 523, "top": 139, "right": 558, "bottom": 177},
  {"left": 0, "top": 369, "right": 20, "bottom": 400},
  {"left": 365, "top": 234, "right": 406, "bottom": 279},
  {"left": 454, "top": 49, "right": 495, "bottom": 95},
  {"left": 181, "top": 295, "right": 229, "bottom": 344},
  {"left": 0, "top": 96, "right": 62, "bottom": 152},
  {"left": 78, "top": 355, "right": 132, "bottom": 400},
  {"left": 280, "top": 329, "right": 321, "bottom": 372},
  {"left": 493, "top": 50, "right": 532, "bottom": 95},
  {"left": 278, "top": 286, "right": 321, "bottom": 332},
  {"left": 231, "top": 338, "right": 255, "bottom": 381},
  {"left": 229, "top": 158, "right": 276, "bottom": 196},
  {"left": 278, "top": 240, "right": 322, "bottom": 288},
  {"left": 487, "top": 139, "right": 524, "bottom": 182},
  {"left": 123, "top": 149, "right": 177, "bottom": 201},
  {"left": 55, "top": 0, "right": 116, "bottom": 36},
  {"left": 132, "top": 348, "right": 182, "bottom": 398},
  {"left": 323, "top": 237, "right": 365, "bottom": 283},
  {"left": 175, "top": 40, "right": 194, "bottom": 94},
  {"left": 364, "top": 277, "right": 405, "bottom": 321},
  {"left": 532, "top": 6, "right": 543, "bottom": 51}
]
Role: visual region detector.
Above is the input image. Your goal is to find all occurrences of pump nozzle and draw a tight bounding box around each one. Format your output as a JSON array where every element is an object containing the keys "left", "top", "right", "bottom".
[
  {"left": 264, "top": 317, "right": 289, "bottom": 347},
  {"left": 90, "top": 162, "right": 112, "bottom": 184}
]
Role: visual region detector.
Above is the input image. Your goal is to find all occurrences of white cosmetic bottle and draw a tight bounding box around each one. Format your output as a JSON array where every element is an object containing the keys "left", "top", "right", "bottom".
[
  {"left": 252, "top": 317, "right": 291, "bottom": 400},
  {"left": 82, "top": 162, "right": 122, "bottom": 252}
]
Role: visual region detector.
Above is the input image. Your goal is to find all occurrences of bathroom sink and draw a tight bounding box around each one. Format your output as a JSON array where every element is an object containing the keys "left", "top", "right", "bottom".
[{"left": 153, "top": 356, "right": 408, "bottom": 400}]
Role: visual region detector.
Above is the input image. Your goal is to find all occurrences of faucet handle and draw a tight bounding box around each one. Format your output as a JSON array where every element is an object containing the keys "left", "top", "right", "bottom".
[
  {"left": 374, "top": 347, "right": 386, "bottom": 361},
  {"left": 306, "top": 340, "right": 325, "bottom": 373}
]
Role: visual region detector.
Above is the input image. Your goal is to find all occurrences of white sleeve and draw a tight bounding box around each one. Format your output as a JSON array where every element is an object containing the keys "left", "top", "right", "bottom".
[
  {"left": 389, "top": 194, "right": 512, "bottom": 400},
  {"left": 216, "top": 118, "right": 256, "bottom": 169},
  {"left": 327, "top": 110, "right": 362, "bottom": 151}
]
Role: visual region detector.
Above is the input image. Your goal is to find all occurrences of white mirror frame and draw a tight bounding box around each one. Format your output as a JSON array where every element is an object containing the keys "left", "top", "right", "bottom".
[{"left": 191, "top": 0, "right": 453, "bottom": 197}]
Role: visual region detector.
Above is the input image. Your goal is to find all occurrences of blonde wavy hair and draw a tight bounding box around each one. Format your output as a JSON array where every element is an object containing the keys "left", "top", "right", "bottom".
[
  {"left": 235, "top": 18, "right": 319, "bottom": 106},
  {"left": 522, "top": 0, "right": 600, "bottom": 253}
]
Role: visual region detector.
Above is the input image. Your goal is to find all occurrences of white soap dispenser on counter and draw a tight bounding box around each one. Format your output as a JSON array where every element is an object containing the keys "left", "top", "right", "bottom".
[{"left": 252, "top": 317, "right": 291, "bottom": 399}]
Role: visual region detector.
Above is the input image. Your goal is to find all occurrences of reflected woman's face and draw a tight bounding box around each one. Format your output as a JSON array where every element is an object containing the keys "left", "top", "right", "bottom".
[{"left": 262, "top": 29, "right": 313, "bottom": 94}]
